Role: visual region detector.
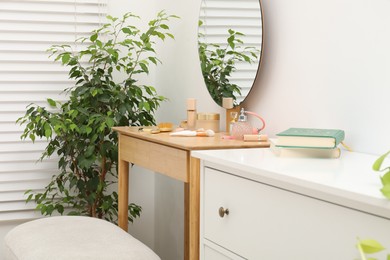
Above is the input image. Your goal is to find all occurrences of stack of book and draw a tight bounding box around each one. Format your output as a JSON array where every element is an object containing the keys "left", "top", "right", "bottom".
[{"left": 270, "top": 128, "right": 345, "bottom": 158}]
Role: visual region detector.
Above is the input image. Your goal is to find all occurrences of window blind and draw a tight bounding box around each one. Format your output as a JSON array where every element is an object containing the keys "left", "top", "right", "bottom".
[
  {"left": 0, "top": 0, "right": 107, "bottom": 221},
  {"left": 199, "top": 0, "right": 263, "bottom": 104}
]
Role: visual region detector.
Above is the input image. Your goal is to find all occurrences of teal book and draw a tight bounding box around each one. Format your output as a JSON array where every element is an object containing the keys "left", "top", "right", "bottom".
[{"left": 276, "top": 128, "right": 345, "bottom": 149}]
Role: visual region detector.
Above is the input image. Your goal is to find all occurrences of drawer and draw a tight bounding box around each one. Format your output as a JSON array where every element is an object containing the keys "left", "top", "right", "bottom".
[
  {"left": 203, "top": 167, "right": 390, "bottom": 259},
  {"left": 203, "top": 167, "right": 264, "bottom": 258},
  {"left": 204, "top": 242, "right": 245, "bottom": 260}
]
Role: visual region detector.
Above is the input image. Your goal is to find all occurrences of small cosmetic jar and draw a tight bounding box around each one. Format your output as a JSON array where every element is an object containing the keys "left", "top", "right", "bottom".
[{"left": 196, "top": 113, "right": 220, "bottom": 133}]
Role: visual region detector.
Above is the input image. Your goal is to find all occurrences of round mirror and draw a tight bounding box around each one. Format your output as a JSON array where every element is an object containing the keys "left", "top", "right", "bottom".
[{"left": 198, "top": 0, "right": 263, "bottom": 107}]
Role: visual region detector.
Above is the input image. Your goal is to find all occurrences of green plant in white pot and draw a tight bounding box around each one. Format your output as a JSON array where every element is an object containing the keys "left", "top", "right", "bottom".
[
  {"left": 17, "top": 11, "right": 178, "bottom": 223},
  {"left": 356, "top": 150, "right": 390, "bottom": 259}
]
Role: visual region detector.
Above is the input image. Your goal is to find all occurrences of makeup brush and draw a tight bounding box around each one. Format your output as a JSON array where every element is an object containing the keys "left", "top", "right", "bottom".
[{"left": 170, "top": 129, "right": 215, "bottom": 137}]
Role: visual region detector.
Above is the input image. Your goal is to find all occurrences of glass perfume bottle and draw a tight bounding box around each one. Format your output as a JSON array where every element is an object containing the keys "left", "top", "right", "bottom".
[{"left": 231, "top": 108, "right": 253, "bottom": 140}]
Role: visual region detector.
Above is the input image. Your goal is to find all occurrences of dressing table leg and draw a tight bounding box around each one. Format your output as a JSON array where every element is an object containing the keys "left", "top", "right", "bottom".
[
  {"left": 185, "top": 157, "right": 200, "bottom": 260},
  {"left": 184, "top": 183, "right": 189, "bottom": 260},
  {"left": 118, "top": 135, "right": 129, "bottom": 231}
]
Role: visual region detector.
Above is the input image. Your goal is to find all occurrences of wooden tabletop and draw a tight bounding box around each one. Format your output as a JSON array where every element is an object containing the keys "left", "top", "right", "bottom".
[{"left": 113, "top": 126, "right": 270, "bottom": 151}]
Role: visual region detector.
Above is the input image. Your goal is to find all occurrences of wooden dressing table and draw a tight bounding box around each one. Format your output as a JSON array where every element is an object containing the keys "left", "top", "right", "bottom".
[{"left": 113, "top": 126, "right": 269, "bottom": 260}]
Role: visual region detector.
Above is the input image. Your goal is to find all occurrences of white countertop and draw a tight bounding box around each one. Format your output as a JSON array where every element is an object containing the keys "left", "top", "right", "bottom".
[{"left": 192, "top": 148, "right": 390, "bottom": 219}]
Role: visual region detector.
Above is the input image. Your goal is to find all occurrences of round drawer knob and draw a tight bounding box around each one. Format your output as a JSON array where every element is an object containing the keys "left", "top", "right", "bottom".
[{"left": 218, "top": 207, "right": 229, "bottom": 218}]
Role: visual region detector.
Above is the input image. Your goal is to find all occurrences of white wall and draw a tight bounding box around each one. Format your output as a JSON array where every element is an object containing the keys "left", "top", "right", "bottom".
[{"left": 247, "top": 0, "right": 390, "bottom": 155}]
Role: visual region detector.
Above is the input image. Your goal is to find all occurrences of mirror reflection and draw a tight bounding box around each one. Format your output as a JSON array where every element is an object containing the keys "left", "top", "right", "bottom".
[{"left": 198, "top": 0, "right": 263, "bottom": 107}]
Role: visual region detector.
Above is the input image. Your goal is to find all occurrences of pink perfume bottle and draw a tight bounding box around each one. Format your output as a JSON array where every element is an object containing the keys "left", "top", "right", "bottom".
[{"left": 231, "top": 108, "right": 253, "bottom": 140}]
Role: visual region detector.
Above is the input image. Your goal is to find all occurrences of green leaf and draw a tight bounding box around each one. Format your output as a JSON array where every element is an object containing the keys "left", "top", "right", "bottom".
[
  {"left": 153, "top": 31, "right": 165, "bottom": 41},
  {"left": 122, "top": 27, "right": 132, "bottom": 34},
  {"left": 84, "top": 145, "right": 95, "bottom": 158},
  {"left": 96, "top": 40, "right": 103, "bottom": 48},
  {"left": 47, "top": 98, "right": 56, "bottom": 107},
  {"left": 29, "top": 133, "right": 36, "bottom": 142},
  {"left": 166, "top": 33, "right": 175, "bottom": 39},
  {"left": 26, "top": 193, "right": 33, "bottom": 203},
  {"left": 69, "top": 124, "right": 78, "bottom": 131},
  {"left": 45, "top": 128, "right": 52, "bottom": 138},
  {"left": 68, "top": 58, "right": 78, "bottom": 66},
  {"left": 106, "top": 15, "right": 117, "bottom": 22},
  {"left": 139, "top": 63, "right": 149, "bottom": 73},
  {"left": 90, "top": 33, "right": 98, "bottom": 42},
  {"left": 119, "top": 104, "right": 127, "bottom": 115},
  {"left": 106, "top": 117, "right": 115, "bottom": 128},
  {"left": 381, "top": 171, "right": 390, "bottom": 186},
  {"left": 85, "top": 126, "right": 92, "bottom": 135},
  {"left": 143, "top": 101, "right": 150, "bottom": 111},
  {"left": 373, "top": 150, "right": 390, "bottom": 171},
  {"left": 380, "top": 183, "right": 390, "bottom": 199},
  {"left": 61, "top": 53, "right": 71, "bottom": 64},
  {"left": 56, "top": 205, "right": 64, "bottom": 214},
  {"left": 227, "top": 35, "right": 235, "bottom": 50},
  {"left": 92, "top": 89, "right": 98, "bottom": 97},
  {"left": 148, "top": 56, "right": 157, "bottom": 65},
  {"left": 359, "top": 239, "right": 385, "bottom": 254}
]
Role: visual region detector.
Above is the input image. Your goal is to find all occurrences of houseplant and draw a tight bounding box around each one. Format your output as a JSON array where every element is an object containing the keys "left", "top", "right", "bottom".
[
  {"left": 356, "top": 150, "right": 390, "bottom": 259},
  {"left": 17, "top": 11, "right": 178, "bottom": 223},
  {"left": 198, "top": 21, "right": 259, "bottom": 106}
]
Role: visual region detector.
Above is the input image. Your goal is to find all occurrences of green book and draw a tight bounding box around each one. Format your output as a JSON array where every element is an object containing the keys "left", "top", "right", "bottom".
[{"left": 276, "top": 128, "right": 345, "bottom": 149}]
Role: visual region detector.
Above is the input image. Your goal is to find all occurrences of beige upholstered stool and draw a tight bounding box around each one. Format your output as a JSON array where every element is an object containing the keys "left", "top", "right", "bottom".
[{"left": 4, "top": 216, "right": 160, "bottom": 260}]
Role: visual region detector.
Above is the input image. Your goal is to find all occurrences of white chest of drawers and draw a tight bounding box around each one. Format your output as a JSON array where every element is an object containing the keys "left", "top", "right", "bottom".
[{"left": 192, "top": 149, "right": 390, "bottom": 260}]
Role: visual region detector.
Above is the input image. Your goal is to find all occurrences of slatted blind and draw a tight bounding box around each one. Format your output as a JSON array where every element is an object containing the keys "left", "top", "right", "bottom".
[
  {"left": 0, "top": 0, "right": 107, "bottom": 221},
  {"left": 199, "top": 0, "right": 263, "bottom": 104}
]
